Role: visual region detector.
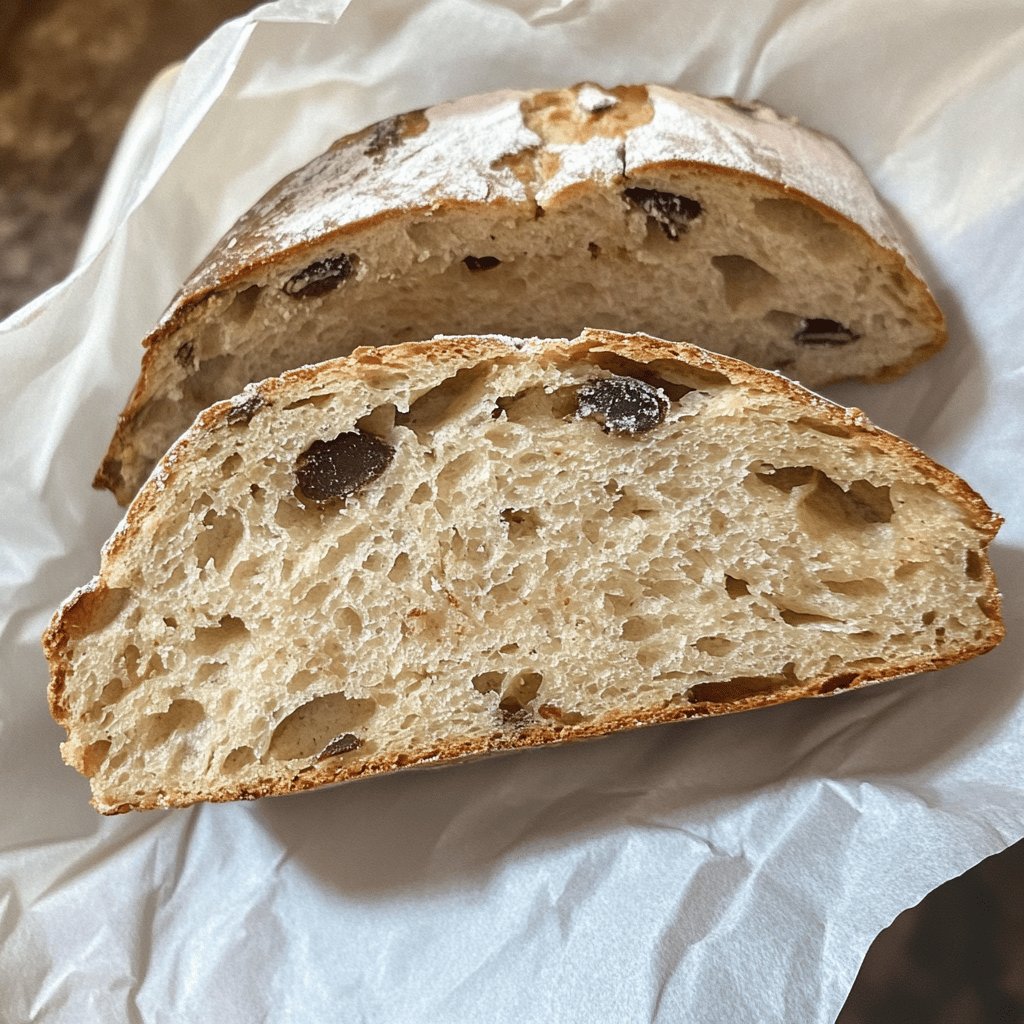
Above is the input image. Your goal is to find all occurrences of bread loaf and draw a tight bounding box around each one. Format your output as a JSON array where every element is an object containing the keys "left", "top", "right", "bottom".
[
  {"left": 49, "top": 329, "right": 1001, "bottom": 813},
  {"left": 97, "top": 82, "right": 945, "bottom": 503}
]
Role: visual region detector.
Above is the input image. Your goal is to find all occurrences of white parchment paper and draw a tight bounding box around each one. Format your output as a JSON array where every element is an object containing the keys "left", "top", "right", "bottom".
[{"left": 2, "top": 1, "right": 1023, "bottom": 1021}]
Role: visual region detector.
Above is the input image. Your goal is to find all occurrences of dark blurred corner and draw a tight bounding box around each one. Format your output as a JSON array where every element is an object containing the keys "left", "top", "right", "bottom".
[{"left": 2, "top": 2, "right": 1022, "bottom": 1021}]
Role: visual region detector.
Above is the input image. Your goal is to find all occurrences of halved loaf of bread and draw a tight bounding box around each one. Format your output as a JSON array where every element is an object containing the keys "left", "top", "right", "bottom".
[
  {"left": 97, "top": 82, "right": 945, "bottom": 503},
  {"left": 50, "top": 329, "right": 1001, "bottom": 813}
]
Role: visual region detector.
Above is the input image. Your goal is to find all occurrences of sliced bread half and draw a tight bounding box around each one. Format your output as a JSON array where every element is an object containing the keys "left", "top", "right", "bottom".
[
  {"left": 50, "top": 329, "right": 1000, "bottom": 813},
  {"left": 97, "top": 82, "right": 944, "bottom": 503}
]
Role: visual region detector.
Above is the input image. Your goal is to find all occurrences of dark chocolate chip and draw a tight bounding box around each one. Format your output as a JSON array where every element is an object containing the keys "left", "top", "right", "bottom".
[
  {"left": 463, "top": 255, "right": 502, "bottom": 272},
  {"left": 624, "top": 187, "right": 703, "bottom": 239},
  {"left": 319, "top": 733, "right": 362, "bottom": 758},
  {"left": 282, "top": 254, "right": 357, "bottom": 298},
  {"left": 296, "top": 430, "right": 394, "bottom": 503},
  {"left": 576, "top": 376, "right": 668, "bottom": 435},
  {"left": 226, "top": 393, "right": 265, "bottom": 426},
  {"left": 174, "top": 341, "right": 194, "bottom": 368},
  {"left": 793, "top": 318, "right": 861, "bottom": 345}
]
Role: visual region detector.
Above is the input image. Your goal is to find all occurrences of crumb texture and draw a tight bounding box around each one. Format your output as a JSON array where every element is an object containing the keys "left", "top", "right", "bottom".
[
  {"left": 100, "top": 82, "right": 942, "bottom": 501},
  {"left": 52, "top": 331, "right": 1000, "bottom": 813}
]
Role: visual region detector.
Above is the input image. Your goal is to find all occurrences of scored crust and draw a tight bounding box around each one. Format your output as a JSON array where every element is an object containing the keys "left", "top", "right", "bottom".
[
  {"left": 96, "top": 82, "right": 946, "bottom": 503},
  {"left": 48, "top": 329, "right": 1001, "bottom": 813}
]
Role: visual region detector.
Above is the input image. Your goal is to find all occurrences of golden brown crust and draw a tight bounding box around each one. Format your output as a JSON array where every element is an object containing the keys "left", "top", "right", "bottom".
[
  {"left": 95, "top": 83, "right": 946, "bottom": 503},
  {"left": 49, "top": 328, "right": 1003, "bottom": 813}
]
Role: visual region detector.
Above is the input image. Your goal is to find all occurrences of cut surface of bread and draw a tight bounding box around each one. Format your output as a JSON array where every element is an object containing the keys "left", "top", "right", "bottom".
[
  {"left": 49, "top": 330, "right": 1001, "bottom": 813},
  {"left": 97, "top": 82, "right": 945, "bottom": 503}
]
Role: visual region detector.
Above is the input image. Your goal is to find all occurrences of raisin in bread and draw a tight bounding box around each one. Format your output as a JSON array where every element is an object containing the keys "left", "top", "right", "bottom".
[
  {"left": 50, "top": 329, "right": 1001, "bottom": 814},
  {"left": 97, "top": 82, "right": 945, "bottom": 504}
]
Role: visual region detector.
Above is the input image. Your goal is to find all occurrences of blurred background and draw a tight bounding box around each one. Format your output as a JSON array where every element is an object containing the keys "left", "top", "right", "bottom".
[{"left": 2, "top": 2, "right": 1021, "bottom": 1020}]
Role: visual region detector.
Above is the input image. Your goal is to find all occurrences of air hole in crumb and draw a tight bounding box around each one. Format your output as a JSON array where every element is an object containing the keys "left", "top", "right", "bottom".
[
  {"left": 183, "top": 354, "right": 237, "bottom": 407},
  {"left": 463, "top": 255, "right": 502, "bottom": 272},
  {"left": 621, "top": 617, "right": 660, "bottom": 642},
  {"left": 694, "top": 636, "right": 735, "bottom": 656},
  {"left": 725, "top": 575, "right": 750, "bottom": 599},
  {"left": 142, "top": 699, "right": 206, "bottom": 747},
  {"left": 752, "top": 197, "right": 852, "bottom": 259},
  {"left": 794, "top": 416, "right": 854, "bottom": 439},
  {"left": 588, "top": 242, "right": 601, "bottom": 258},
  {"left": 495, "top": 384, "right": 578, "bottom": 424},
  {"left": 194, "top": 506, "right": 244, "bottom": 570},
  {"left": 763, "top": 309, "right": 801, "bottom": 335},
  {"left": 711, "top": 254, "right": 778, "bottom": 311},
  {"left": 823, "top": 578, "right": 887, "bottom": 598},
  {"left": 266, "top": 692, "right": 377, "bottom": 762},
  {"left": 922, "top": 611, "right": 937, "bottom": 626},
  {"left": 966, "top": 550, "right": 984, "bottom": 581},
  {"left": 356, "top": 403, "right": 396, "bottom": 437},
  {"left": 499, "top": 671, "right": 543, "bottom": 718},
  {"left": 689, "top": 663, "right": 797, "bottom": 703},
  {"left": 777, "top": 608, "right": 842, "bottom": 626},
  {"left": 586, "top": 352, "right": 703, "bottom": 400},
  {"left": 410, "top": 482, "right": 433, "bottom": 504},
  {"left": 192, "top": 615, "right": 250, "bottom": 656},
  {"left": 100, "top": 678, "right": 125, "bottom": 704},
  {"left": 894, "top": 561, "right": 927, "bottom": 580},
  {"left": 500, "top": 507, "right": 540, "bottom": 539},
  {"left": 472, "top": 671, "right": 505, "bottom": 694},
  {"left": 195, "top": 662, "right": 225, "bottom": 684},
  {"left": 753, "top": 466, "right": 893, "bottom": 525},
  {"left": 396, "top": 364, "right": 494, "bottom": 443},
  {"left": 72, "top": 587, "right": 130, "bottom": 636},
  {"left": 222, "top": 746, "right": 256, "bottom": 772},
  {"left": 283, "top": 392, "right": 334, "bottom": 412},
  {"left": 123, "top": 644, "right": 142, "bottom": 684},
  {"left": 220, "top": 453, "right": 242, "bottom": 478},
  {"left": 817, "top": 672, "right": 859, "bottom": 694},
  {"left": 977, "top": 596, "right": 1001, "bottom": 621},
  {"left": 81, "top": 740, "right": 111, "bottom": 776},
  {"left": 226, "top": 284, "right": 261, "bottom": 324},
  {"left": 388, "top": 553, "right": 413, "bottom": 584}
]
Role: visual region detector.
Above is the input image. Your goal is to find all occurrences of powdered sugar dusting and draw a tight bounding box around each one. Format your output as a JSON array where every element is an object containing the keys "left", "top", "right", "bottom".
[
  {"left": 185, "top": 83, "right": 910, "bottom": 300},
  {"left": 627, "top": 87, "right": 907, "bottom": 262},
  {"left": 183, "top": 92, "right": 541, "bottom": 298}
]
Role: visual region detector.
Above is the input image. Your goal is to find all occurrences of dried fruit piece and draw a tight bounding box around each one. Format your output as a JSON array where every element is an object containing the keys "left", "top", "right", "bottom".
[
  {"left": 295, "top": 430, "right": 394, "bottom": 503},
  {"left": 318, "top": 733, "right": 362, "bottom": 758},
  {"left": 463, "top": 255, "right": 502, "bottom": 272},
  {"left": 577, "top": 376, "right": 668, "bottom": 435},
  {"left": 282, "top": 254, "right": 357, "bottom": 298},
  {"left": 624, "top": 187, "right": 703, "bottom": 239},
  {"left": 794, "top": 318, "right": 861, "bottom": 345}
]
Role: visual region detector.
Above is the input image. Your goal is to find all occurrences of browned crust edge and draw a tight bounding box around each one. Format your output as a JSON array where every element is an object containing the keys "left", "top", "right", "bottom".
[
  {"left": 94, "top": 85, "right": 946, "bottom": 502},
  {"left": 48, "top": 328, "right": 1002, "bottom": 813}
]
